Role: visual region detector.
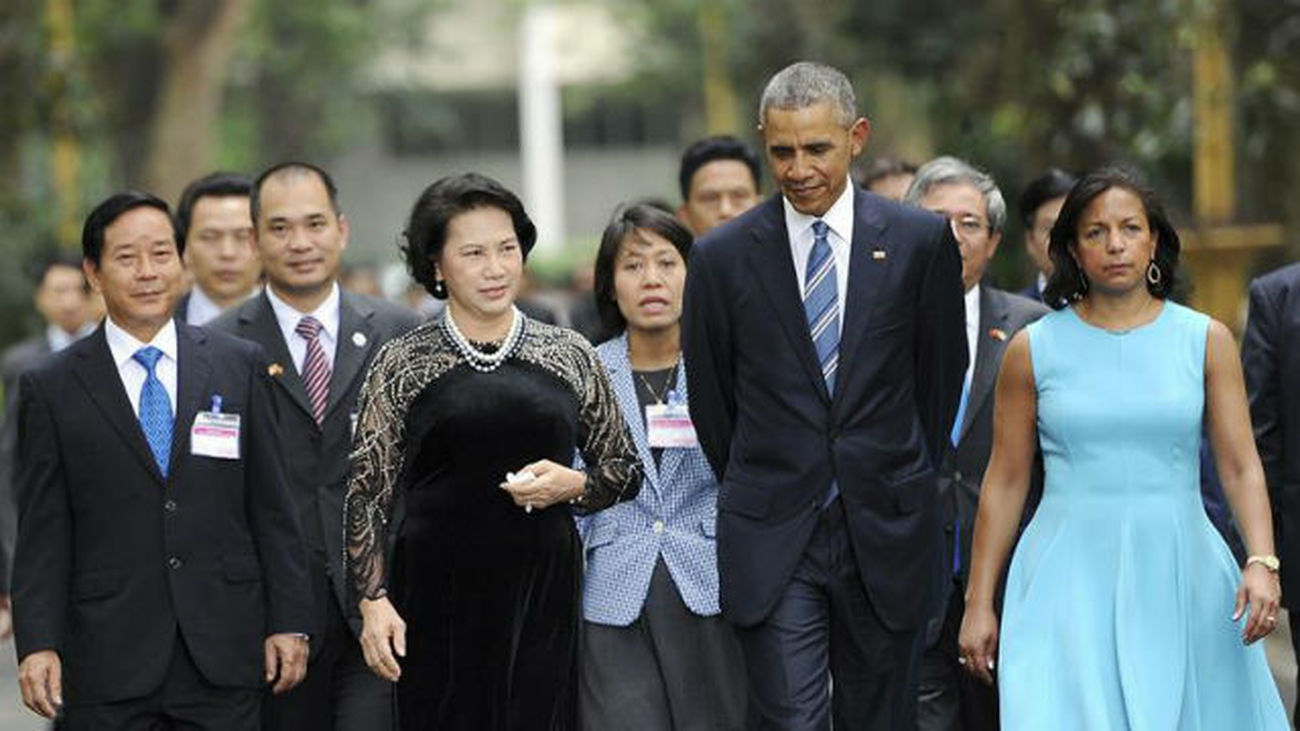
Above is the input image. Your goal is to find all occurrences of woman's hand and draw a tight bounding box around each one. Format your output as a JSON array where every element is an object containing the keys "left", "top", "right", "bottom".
[
  {"left": 359, "top": 596, "right": 406, "bottom": 682},
  {"left": 958, "top": 601, "right": 1000, "bottom": 685},
  {"left": 1234, "top": 563, "right": 1282, "bottom": 645},
  {"left": 500, "top": 459, "right": 585, "bottom": 512}
]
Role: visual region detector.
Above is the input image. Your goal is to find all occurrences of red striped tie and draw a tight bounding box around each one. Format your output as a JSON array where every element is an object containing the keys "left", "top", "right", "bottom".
[{"left": 295, "top": 316, "right": 330, "bottom": 425}]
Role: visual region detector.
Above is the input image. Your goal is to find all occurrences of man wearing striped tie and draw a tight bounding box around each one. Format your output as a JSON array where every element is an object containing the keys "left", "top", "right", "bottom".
[
  {"left": 211, "top": 162, "right": 420, "bottom": 731},
  {"left": 683, "top": 62, "right": 968, "bottom": 730},
  {"left": 12, "top": 191, "right": 313, "bottom": 728}
]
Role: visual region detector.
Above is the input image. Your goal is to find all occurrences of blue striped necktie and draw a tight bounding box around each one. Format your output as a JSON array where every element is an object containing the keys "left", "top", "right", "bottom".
[
  {"left": 805, "top": 220, "right": 840, "bottom": 506},
  {"left": 133, "top": 346, "right": 173, "bottom": 477},
  {"left": 804, "top": 220, "right": 840, "bottom": 394}
]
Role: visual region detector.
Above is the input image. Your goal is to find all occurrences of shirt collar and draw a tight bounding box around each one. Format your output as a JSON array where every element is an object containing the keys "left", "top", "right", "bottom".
[
  {"left": 104, "top": 316, "right": 178, "bottom": 369},
  {"left": 782, "top": 176, "right": 856, "bottom": 243},
  {"left": 186, "top": 285, "right": 223, "bottom": 325},
  {"left": 266, "top": 282, "right": 341, "bottom": 341},
  {"left": 965, "top": 283, "right": 982, "bottom": 316}
]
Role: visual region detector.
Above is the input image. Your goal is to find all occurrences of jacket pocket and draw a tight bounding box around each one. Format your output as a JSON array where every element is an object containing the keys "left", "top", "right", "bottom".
[
  {"left": 222, "top": 554, "right": 262, "bottom": 583},
  {"left": 72, "top": 570, "right": 122, "bottom": 601},
  {"left": 584, "top": 521, "right": 618, "bottom": 552},
  {"left": 891, "top": 470, "right": 933, "bottom": 515},
  {"left": 700, "top": 516, "right": 717, "bottom": 538}
]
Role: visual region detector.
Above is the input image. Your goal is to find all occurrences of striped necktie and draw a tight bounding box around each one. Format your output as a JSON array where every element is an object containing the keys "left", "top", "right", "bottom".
[
  {"left": 804, "top": 220, "right": 840, "bottom": 393},
  {"left": 296, "top": 316, "right": 331, "bottom": 424}
]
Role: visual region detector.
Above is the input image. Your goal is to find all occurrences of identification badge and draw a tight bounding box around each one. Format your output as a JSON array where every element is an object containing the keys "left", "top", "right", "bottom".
[
  {"left": 191, "top": 399, "right": 241, "bottom": 459},
  {"left": 646, "top": 402, "right": 697, "bottom": 448}
]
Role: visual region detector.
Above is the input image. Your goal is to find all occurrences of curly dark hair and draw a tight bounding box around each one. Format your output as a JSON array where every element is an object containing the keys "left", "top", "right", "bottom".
[
  {"left": 400, "top": 173, "right": 537, "bottom": 299},
  {"left": 1042, "top": 167, "right": 1179, "bottom": 309}
]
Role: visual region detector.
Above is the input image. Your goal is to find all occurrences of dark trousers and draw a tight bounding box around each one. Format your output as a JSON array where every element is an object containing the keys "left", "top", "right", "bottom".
[
  {"left": 263, "top": 587, "right": 393, "bottom": 730},
  {"left": 580, "top": 558, "right": 747, "bottom": 731},
  {"left": 735, "top": 499, "right": 922, "bottom": 731},
  {"left": 917, "top": 580, "right": 999, "bottom": 731},
  {"left": 1290, "top": 613, "right": 1300, "bottom": 728},
  {"left": 63, "top": 633, "right": 260, "bottom": 730}
]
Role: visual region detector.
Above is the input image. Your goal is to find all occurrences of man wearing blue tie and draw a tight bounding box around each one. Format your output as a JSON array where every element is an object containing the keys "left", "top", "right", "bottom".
[
  {"left": 11, "top": 192, "right": 313, "bottom": 728},
  {"left": 683, "top": 62, "right": 967, "bottom": 729}
]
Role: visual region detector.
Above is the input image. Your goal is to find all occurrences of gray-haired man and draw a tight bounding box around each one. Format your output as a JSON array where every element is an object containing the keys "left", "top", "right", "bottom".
[
  {"left": 904, "top": 157, "right": 1048, "bottom": 730},
  {"left": 683, "top": 62, "right": 967, "bottom": 729}
]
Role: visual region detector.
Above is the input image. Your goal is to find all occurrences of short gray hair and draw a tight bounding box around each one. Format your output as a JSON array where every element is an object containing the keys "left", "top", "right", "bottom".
[
  {"left": 758, "top": 62, "right": 858, "bottom": 128},
  {"left": 903, "top": 156, "right": 1007, "bottom": 233}
]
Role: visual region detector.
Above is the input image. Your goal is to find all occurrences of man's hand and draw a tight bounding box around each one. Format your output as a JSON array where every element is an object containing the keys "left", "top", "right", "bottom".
[
  {"left": 264, "top": 633, "right": 309, "bottom": 694},
  {"left": 0, "top": 594, "right": 12, "bottom": 640},
  {"left": 18, "top": 650, "right": 62, "bottom": 719}
]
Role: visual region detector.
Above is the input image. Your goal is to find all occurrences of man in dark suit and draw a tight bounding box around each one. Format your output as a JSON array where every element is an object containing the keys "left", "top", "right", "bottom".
[
  {"left": 12, "top": 191, "right": 312, "bottom": 728},
  {"left": 1242, "top": 261, "right": 1300, "bottom": 725},
  {"left": 211, "top": 162, "right": 419, "bottom": 731},
  {"left": 173, "top": 172, "right": 262, "bottom": 325},
  {"left": 682, "top": 61, "right": 967, "bottom": 729},
  {"left": 1015, "top": 168, "right": 1076, "bottom": 303},
  {"left": 903, "top": 157, "right": 1048, "bottom": 730},
  {"left": 0, "top": 254, "right": 95, "bottom": 621},
  {"left": 676, "top": 135, "right": 762, "bottom": 236}
]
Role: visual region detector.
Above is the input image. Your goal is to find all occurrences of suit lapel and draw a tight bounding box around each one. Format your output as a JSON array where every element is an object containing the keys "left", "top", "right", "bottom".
[
  {"left": 325, "top": 292, "right": 375, "bottom": 420},
  {"left": 834, "top": 189, "right": 888, "bottom": 401},
  {"left": 169, "top": 324, "right": 212, "bottom": 479},
  {"left": 71, "top": 328, "right": 164, "bottom": 484},
  {"left": 746, "top": 197, "right": 831, "bottom": 403},
  {"left": 241, "top": 293, "right": 314, "bottom": 421},
  {"left": 606, "top": 335, "right": 660, "bottom": 494},
  {"left": 957, "top": 287, "right": 1009, "bottom": 442}
]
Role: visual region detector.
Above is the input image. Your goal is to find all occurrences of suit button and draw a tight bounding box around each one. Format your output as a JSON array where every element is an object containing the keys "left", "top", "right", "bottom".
[
  {"left": 168, "top": 557, "right": 182, "bottom": 570},
  {"left": 164, "top": 499, "right": 177, "bottom": 513},
  {"left": 652, "top": 520, "right": 665, "bottom": 534}
]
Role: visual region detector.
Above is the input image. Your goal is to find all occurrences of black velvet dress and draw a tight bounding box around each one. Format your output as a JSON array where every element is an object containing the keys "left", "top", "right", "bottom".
[{"left": 345, "top": 316, "right": 640, "bottom": 730}]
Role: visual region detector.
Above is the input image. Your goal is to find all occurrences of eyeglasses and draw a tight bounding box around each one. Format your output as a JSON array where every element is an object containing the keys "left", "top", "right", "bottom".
[{"left": 949, "top": 216, "right": 990, "bottom": 239}]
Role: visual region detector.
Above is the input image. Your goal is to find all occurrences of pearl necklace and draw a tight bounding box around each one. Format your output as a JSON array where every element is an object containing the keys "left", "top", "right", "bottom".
[{"left": 442, "top": 306, "right": 525, "bottom": 373}]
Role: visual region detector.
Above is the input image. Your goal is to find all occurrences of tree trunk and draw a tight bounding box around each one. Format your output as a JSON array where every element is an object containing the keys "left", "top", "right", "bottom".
[{"left": 143, "top": 0, "right": 250, "bottom": 199}]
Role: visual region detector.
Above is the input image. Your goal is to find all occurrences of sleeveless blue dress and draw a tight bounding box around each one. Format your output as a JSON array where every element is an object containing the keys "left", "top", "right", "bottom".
[{"left": 999, "top": 302, "right": 1287, "bottom": 729}]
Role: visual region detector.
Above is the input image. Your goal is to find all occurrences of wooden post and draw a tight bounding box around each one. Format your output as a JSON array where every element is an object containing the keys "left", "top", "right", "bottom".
[
  {"left": 46, "top": 0, "right": 80, "bottom": 250},
  {"left": 699, "top": 2, "right": 739, "bottom": 135}
]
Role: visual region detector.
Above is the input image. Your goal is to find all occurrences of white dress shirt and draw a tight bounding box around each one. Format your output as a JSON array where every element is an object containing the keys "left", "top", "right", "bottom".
[
  {"left": 185, "top": 286, "right": 224, "bottom": 326},
  {"left": 266, "top": 283, "right": 340, "bottom": 374},
  {"left": 784, "top": 177, "right": 855, "bottom": 337},
  {"left": 104, "top": 317, "right": 179, "bottom": 418},
  {"left": 46, "top": 322, "right": 94, "bottom": 354},
  {"left": 963, "top": 284, "right": 982, "bottom": 387}
]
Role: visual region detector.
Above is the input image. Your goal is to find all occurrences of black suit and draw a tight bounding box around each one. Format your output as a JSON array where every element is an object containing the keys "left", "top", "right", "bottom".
[
  {"left": 12, "top": 323, "right": 312, "bottom": 720},
  {"left": 1242, "top": 262, "right": 1300, "bottom": 723},
  {"left": 683, "top": 189, "right": 967, "bottom": 728},
  {"left": 211, "top": 290, "right": 420, "bottom": 730},
  {"left": 917, "top": 286, "right": 1047, "bottom": 731},
  {"left": 0, "top": 335, "right": 54, "bottom": 593}
]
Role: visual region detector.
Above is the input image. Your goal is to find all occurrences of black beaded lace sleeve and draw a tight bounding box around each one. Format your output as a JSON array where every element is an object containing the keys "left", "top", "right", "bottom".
[{"left": 517, "top": 325, "right": 643, "bottom": 513}]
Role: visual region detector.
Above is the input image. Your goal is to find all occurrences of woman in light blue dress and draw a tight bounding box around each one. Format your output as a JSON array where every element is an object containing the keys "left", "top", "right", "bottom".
[{"left": 958, "top": 168, "right": 1287, "bottom": 729}]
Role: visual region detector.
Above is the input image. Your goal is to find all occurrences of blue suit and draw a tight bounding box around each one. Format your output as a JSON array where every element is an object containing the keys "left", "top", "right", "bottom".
[{"left": 579, "top": 333, "right": 721, "bottom": 625}]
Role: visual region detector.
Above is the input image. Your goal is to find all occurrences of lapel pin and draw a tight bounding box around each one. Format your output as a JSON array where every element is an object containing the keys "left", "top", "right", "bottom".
[
  {"left": 872, "top": 249, "right": 887, "bottom": 260},
  {"left": 352, "top": 331, "right": 367, "bottom": 347},
  {"left": 268, "top": 363, "right": 285, "bottom": 377},
  {"left": 989, "top": 328, "right": 1008, "bottom": 342}
]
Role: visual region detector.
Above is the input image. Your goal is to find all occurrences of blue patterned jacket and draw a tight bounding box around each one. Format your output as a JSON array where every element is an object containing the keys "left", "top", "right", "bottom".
[{"left": 577, "top": 333, "right": 722, "bottom": 626}]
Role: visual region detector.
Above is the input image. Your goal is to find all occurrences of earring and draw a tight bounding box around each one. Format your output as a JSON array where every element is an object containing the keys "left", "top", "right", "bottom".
[
  {"left": 1146, "top": 260, "right": 1162, "bottom": 287},
  {"left": 433, "top": 279, "right": 447, "bottom": 297}
]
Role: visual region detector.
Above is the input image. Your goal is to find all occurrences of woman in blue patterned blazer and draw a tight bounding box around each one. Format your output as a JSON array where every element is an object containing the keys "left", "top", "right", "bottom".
[{"left": 578, "top": 203, "right": 747, "bottom": 730}]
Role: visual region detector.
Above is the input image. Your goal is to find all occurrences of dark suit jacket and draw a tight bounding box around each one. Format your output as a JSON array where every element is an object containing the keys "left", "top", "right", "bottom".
[
  {"left": 210, "top": 290, "right": 420, "bottom": 636},
  {"left": 682, "top": 189, "right": 967, "bottom": 630},
  {"left": 940, "top": 287, "right": 1047, "bottom": 592},
  {"left": 1016, "top": 282, "right": 1043, "bottom": 303},
  {"left": 12, "top": 323, "right": 312, "bottom": 705},
  {"left": 1243, "top": 262, "right": 1300, "bottom": 609},
  {"left": 0, "top": 335, "right": 52, "bottom": 593}
]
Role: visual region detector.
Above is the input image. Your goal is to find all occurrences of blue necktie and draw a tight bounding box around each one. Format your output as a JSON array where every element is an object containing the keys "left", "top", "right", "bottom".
[
  {"left": 804, "top": 220, "right": 840, "bottom": 394},
  {"left": 805, "top": 220, "right": 840, "bottom": 505},
  {"left": 133, "top": 346, "right": 173, "bottom": 478},
  {"left": 951, "top": 370, "right": 971, "bottom": 447}
]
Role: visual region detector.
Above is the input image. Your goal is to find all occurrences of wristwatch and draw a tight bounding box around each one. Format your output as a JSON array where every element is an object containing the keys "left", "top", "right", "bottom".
[{"left": 1246, "top": 555, "right": 1281, "bottom": 573}]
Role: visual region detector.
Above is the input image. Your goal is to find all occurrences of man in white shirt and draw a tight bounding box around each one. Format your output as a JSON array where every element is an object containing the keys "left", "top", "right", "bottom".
[
  {"left": 904, "top": 156, "right": 1048, "bottom": 731},
  {"left": 175, "top": 172, "right": 261, "bottom": 326},
  {"left": 12, "top": 191, "right": 312, "bottom": 728},
  {"left": 211, "top": 162, "right": 419, "bottom": 731}
]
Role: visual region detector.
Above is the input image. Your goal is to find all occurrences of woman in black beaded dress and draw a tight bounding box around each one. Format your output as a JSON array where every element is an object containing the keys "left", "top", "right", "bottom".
[{"left": 344, "top": 173, "right": 641, "bottom": 730}]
